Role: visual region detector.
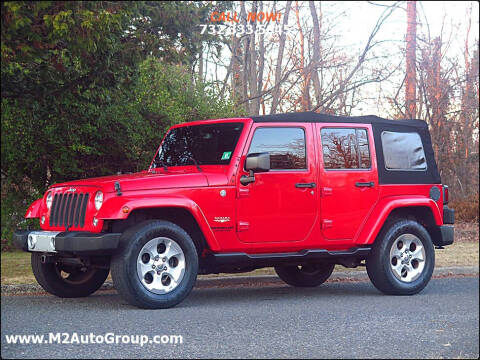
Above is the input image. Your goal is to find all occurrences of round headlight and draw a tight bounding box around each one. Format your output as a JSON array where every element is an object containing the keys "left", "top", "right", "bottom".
[
  {"left": 46, "top": 192, "right": 53, "bottom": 209},
  {"left": 94, "top": 191, "right": 103, "bottom": 211}
]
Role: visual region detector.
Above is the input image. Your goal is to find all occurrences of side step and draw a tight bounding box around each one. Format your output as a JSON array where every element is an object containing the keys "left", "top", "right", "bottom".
[{"left": 210, "top": 247, "right": 371, "bottom": 268}]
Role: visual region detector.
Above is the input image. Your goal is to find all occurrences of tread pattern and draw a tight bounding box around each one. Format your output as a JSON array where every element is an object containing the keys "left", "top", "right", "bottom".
[
  {"left": 31, "top": 253, "right": 109, "bottom": 298},
  {"left": 366, "top": 219, "right": 435, "bottom": 295},
  {"left": 110, "top": 220, "right": 198, "bottom": 309}
]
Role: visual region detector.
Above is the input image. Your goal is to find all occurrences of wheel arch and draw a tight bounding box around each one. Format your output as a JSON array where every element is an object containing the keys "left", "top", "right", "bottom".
[
  {"left": 356, "top": 197, "right": 442, "bottom": 246},
  {"left": 98, "top": 196, "right": 220, "bottom": 253}
]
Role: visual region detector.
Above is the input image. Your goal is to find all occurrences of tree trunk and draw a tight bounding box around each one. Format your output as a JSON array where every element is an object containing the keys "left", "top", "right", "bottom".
[
  {"left": 198, "top": 50, "right": 203, "bottom": 84},
  {"left": 405, "top": 1, "right": 417, "bottom": 118},
  {"left": 295, "top": 1, "right": 310, "bottom": 111},
  {"left": 240, "top": 2, "right": 250, "bottom": 114},
  {"left": 231, "top": 33, "right": 243, "bottom": 103},
  {"left": 462, "top": 13, "right": 471, "bottom": 160},
  {"left": 271, "top": 1, "right": 292, "bottom": 113},
  {"left": 249, "top": 1, "right": 259, "bottom": 115},
  {"left": 309, "top": 1, "right": 322, "bottom": 107},
  {"left": 256, "top": 1, "right": 265, "bottom": 116}
]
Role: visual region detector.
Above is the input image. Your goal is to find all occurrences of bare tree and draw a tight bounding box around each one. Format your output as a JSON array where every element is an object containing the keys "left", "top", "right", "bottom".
[
  {"left": 271, "top": 1, "right": 292, "bottom": 113},
  {"left": 405, "top": 0, "right": 417, "bottom": 118},
  {"left": 309, "top": 1, "right": 322, "bottom": 106},
  {"left": 310, "top": 1, "right": 401, "bottom": 112}
]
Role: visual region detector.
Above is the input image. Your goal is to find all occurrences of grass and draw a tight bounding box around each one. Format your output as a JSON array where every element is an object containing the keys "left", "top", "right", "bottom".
[
  {"left": 1, "top": 251, "right": 32, "bottom": 285},
  {"left": 1, "top": 222, "right": 478, "bottom": 285}
]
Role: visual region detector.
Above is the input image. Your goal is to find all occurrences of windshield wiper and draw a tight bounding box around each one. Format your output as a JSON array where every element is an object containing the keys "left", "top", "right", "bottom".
[{"left": 186, "top": 156, "right": 202, "bottom": 172}]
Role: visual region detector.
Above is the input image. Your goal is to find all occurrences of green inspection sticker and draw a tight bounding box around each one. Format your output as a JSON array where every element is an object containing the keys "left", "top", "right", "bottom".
[{"left": 221, "top": 151, "right": 232, "bottom": 160}]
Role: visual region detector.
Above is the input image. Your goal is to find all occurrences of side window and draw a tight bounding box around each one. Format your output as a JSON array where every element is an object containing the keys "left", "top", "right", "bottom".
[
  {"left": 248, "top": 127, "right": 306, "bottom": 170},
  {"left": 381, "top": 131, "right": 426, "bottom": 170},
  {"left": 321, "top": 128, "right": 371, "bottom": 169},
  {"left": 357, "top": 129, "right": 371, "bottom": 169}
]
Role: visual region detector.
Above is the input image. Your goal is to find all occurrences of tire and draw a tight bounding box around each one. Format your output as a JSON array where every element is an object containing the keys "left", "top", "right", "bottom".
[
  {"left": 366, "top": 219, "right": 435, "bottom": 295},
  {"left": 274, "top": 262, "right": 335, "bottom": 287},
  {"left": 31, "top": 253, "right": 109, "bottom": 298},
  {"left": 111, "top": 220, "right": 198, "bottom": 309}
]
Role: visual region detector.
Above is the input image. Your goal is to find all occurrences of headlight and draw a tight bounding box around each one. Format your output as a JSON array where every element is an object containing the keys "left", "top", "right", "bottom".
[
  {"left": 94, "top": 191, "right": 103, "bottom": 211},
  {"left": 46, "top": 192, "right": 53, "bottom": 209}
]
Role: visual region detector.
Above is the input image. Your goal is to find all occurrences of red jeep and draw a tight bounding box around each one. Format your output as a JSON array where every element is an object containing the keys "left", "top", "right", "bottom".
[{"left": 14, "top": 112, "right": 455, "bottom": 308}]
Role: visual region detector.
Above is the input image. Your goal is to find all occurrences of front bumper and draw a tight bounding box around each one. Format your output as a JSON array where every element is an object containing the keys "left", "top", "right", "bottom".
[{"left": 13, "top": 230, "right": 121, "bottom": 254}]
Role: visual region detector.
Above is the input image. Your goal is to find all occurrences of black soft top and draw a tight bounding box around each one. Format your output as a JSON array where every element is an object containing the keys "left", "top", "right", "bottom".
[
  {"left": 250, "top": 112, "right": 441, "bottom": 185},
  {"left": 251, "top": 111, "right": 427, "bottom": 128}
]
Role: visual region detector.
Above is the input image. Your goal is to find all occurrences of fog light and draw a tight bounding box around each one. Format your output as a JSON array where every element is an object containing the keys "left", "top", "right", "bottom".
[
  {"left": 28, "top": 235, "right": 36, "bottom": 249},
  {"left": 41, "top": 215, "right": 46, "bottom": 225},
  {"left": 93, "top": 217, "right": 98, "bottom": 226}
]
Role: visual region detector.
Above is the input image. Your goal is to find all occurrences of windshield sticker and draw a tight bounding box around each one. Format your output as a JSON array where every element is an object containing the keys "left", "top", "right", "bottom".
[{"left": 221, "top": 151, "right": 232, "bottom": 160}]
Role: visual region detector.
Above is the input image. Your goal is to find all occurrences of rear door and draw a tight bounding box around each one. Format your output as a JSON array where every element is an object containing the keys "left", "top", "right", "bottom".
[{"left": 316, "top": 124, "right": 379, "bottom": 241}]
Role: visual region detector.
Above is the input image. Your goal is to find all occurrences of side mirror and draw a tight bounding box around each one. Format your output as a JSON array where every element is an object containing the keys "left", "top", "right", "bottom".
[
  {"left": 245, "top": 152, "right": 270, "bottom": 172},
  {"left": 241, "top": 152, "right": 270, "bottom": 186}
]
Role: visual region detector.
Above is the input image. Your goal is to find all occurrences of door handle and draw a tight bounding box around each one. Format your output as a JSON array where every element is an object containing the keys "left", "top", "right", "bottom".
[
  {"left": 295, "top": 182, "right": 316, "bottom": 188},
  {"left": 355, "top": 181, "right": 375, "bottom": 188}
]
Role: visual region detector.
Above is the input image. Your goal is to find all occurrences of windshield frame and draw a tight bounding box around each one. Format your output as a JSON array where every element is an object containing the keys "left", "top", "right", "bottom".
[{"left": 149, "top": 119, "right": 249, "bottom": 171}]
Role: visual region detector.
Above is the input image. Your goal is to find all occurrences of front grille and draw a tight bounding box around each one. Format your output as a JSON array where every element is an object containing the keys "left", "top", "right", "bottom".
[{"left": 49, "top": 192, "right": 89, "bottom": 228}]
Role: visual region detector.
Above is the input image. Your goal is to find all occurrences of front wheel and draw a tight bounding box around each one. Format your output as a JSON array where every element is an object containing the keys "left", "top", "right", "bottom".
[
  {"left": 274, "top": 263, "right": 335, "bottom": 287},
  {"left": 366, "top": 219, "right": 435, "bottom": 295},
  {"left": 31, "top": 254, "right": 109, "bottom": 297},
  {"left": 111, "top": 220, "right": 198, "bottom": 309}
]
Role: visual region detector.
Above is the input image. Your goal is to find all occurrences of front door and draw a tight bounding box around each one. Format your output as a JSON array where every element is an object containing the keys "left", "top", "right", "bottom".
[
  {"left": 236, "top": 124, "right": 318, "bottom": 243},
  {"left": 316, "top": 124, "right": 379, "bottom": 241}
]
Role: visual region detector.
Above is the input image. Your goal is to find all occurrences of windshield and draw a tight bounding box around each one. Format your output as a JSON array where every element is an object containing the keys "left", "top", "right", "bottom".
[{"left": 151, "top": 122, "right": 244, "bottom": 168}]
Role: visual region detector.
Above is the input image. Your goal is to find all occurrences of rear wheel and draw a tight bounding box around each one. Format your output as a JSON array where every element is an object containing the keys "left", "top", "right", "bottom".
[
  {"left": 31, "top": 254, "right": 109, "bottom": 297},
  {"left": 366, "top": 219, "right": 434, "bottom": 295},
  {"left": 274, "top": 263, "right": 334, "bottom": 287}
]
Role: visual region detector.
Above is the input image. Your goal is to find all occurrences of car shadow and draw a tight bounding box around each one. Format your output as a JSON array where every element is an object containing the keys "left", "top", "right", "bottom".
[
  {"left": 6, "top": 277, "right": 460, "bottom": 311},
  {"left": 81, "top": 281, "right": 386, "bottom": 309}
]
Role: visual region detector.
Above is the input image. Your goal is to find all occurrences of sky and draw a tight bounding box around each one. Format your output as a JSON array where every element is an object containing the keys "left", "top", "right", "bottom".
[
  {"left": 342, "top": 1, "right": 479, "bottom": 114},
  {"left": 339, "top": 1, "right": 478, "bottom": 59},
  {"left": 203, "top": 1, "right": 479, "bottom": 116},
  {"left": 305, "top": 1, "right": 479, "bottom": 115}
]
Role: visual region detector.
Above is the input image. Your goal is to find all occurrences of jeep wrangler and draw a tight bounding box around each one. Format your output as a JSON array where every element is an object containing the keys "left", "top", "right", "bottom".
[{"left": 14, "top": 112, "right": 455, "bottom": 308}]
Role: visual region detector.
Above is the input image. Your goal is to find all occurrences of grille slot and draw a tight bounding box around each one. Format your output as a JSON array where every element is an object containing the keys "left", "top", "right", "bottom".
[{"left": 50, "top": 191, "right": 89, "bottom": 229}]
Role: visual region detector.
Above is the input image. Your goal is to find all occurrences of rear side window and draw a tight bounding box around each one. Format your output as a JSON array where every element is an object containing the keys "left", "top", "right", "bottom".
[
  {"left": 381, "top": 131, "right": 427, "bottom": 170},
  {"left": 248, "top": 127, "right": 306, "bottom": 170},
  {"left": 321, "top": 128, "right": 371, "bottom": 169}
]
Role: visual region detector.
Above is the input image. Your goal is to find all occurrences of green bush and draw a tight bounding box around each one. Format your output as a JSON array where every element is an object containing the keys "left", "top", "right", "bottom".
[
  {"left": 1, "top": 1, "right": 241, "bottom": 249},
  {"left": 1, "top": 59, "right": 241, "bottom": 248},
  {"left": 1, "top": 178, "right": 40, "bottom": 245}
]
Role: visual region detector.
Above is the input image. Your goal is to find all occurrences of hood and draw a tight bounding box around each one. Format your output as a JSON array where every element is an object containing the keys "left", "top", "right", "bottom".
[{"left": 49, "top": 169, "right": 226, "bottom": 193}]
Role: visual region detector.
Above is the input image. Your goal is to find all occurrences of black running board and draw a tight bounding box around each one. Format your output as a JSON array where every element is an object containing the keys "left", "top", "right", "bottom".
[{"left": 210, "top": 247, "right": 371, "bottom": 268}]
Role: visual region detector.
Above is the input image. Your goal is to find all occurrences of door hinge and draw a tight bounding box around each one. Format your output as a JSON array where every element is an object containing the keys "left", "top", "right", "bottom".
[
  {"left": 322, "top": 219, "right": 333, "bottom": 229},
  {"left": 237, "top": 187, "right": 249, "bottom": 198},
  {"left": 237, "top": 221, "right": 250, "bottom": 232},
  {"left": 320, "top": 187, "right": 333, "bottom": 197}
]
